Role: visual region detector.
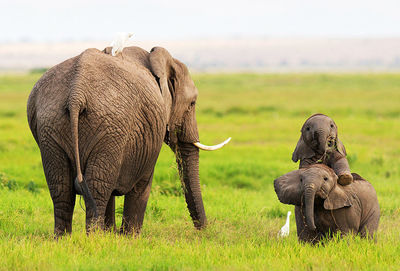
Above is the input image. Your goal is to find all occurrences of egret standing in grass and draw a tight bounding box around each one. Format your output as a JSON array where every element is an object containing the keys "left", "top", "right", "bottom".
[
  {"left": 278, "top": 211, "right": 291, "bottom": 237},
  {"left": 111, "top": 32, "right": 133, "bottom": 56}
]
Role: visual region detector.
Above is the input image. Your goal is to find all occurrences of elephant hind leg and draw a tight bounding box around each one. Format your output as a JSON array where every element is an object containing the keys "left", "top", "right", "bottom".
[
  {"left": 83, "top": 176, "right": 114, "bottom": 233},
  {"left": 81, "top": 135, "right": 129, "bottom": 233},
  {"left": 120, "top": 172, "right": 153, "bottom": 236},
  {"left": 83, "top": 155, "right": 121, "bottom": 232},
  {"left": 40, "top": 138, "right": 76, "bottom": 236},
  {"left": 359, "top": 210, "right": 380, "bottom": 241}
]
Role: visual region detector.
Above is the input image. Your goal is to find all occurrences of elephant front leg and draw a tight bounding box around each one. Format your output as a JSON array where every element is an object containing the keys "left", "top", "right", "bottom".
[
  {"left": 331, "top": 155, "right": 353, "bottom": 186},
  {"left": 105, "top": 195, "right": 116, "bottom": 231},
  {"left": 120, "top": 174, "right": 153, "bottom": 236},
  {"left": 295, "top": 206, "right": 321, "bottom": 243}
]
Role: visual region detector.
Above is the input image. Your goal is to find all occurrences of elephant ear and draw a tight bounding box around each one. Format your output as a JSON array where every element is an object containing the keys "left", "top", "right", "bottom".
[
  {"left": 336, "top": 138, "right": 347, "bottom": 156},
  {"left": 324, "top": 184, "right": 352, "bottom": 210},
  {"left": 149, "top": 47, "right": 177, "bottom": 96},
  {"left": 149, "top": 47, "right": 177, "bottom": 122},
  {"left": 292, "top": 135, "right": 315, "bottom": 162},
  {"left": 274, "top": 169, "right": 303, "bottom": 206}
]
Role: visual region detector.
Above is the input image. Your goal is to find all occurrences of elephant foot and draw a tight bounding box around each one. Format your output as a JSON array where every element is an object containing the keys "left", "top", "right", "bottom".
[
  {"left": 118, "top": 226, "right": 138, "bottom": 237},
  {"left": 338, "top": 173, "right": 353, "bottom": 186}
]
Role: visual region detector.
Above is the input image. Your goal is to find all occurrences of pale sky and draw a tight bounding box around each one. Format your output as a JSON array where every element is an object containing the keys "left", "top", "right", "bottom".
[{"left": 1, "top": 0, "right": 400, "bottom": 42}]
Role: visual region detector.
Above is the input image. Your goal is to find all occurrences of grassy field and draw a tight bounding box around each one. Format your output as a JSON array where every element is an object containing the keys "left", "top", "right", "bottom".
[{"left": 0, "top": 72, "right": 400, "bottom": 270}]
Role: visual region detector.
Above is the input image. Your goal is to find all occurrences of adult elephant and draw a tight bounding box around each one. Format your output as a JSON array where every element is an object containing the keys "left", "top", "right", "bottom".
[{"left": 27, "top": 46, "right": 230, "bottom": 236}]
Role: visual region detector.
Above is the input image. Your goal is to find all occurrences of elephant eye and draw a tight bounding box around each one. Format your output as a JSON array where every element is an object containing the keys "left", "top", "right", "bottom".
[
  {"left": 190, "top": 101, "right": 196, "bottom": 106},
  {"left": 306, "top": 127, "right": 310, "bottom": 131},
  {"left": 330, "top": 124, "right": 334, "bottom": 128},
  {"left": 323, "top": 177, "right": 328, "bottom": 181}
]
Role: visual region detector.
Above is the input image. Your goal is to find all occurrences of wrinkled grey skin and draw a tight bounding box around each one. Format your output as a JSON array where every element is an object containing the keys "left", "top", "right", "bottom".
[
  {"left": 274, "top": 164, "right": 380, "bottom": 243},
  {"left": 27, "top": 46, "right": 208, "bottom": 236},
  {"left": 292, "top": 114, "right": 353, "bottom": 186}
]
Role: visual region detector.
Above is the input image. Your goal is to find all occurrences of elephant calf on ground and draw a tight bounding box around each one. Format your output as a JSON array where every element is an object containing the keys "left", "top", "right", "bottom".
[
  {"left": 274, "top": 164, "right": 380, "bottom": 243},
  {"left": 292, "top": 114, "right": 353, "bottom": 185}
]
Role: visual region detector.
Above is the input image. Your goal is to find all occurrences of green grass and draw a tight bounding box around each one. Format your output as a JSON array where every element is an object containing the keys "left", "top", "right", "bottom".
[{"left": 0, "top": 73, "right": 400, "bottom": 270}]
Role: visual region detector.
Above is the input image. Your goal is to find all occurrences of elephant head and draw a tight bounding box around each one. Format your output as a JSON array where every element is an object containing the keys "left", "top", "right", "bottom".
[
  {"left": 292, "top": 114, "right": 346, "bottom": 162},
  {"left": 274, "top": 164, "right": 352, "bottom": 231},
  {"left": 148, "top": 47, "right": 230, "bottom": 229}
]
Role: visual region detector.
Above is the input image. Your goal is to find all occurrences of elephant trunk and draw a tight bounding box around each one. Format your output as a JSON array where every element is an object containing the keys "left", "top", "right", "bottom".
[
  {"left": 304, "top": 186, "right": 317, "bottom": 231},
  {"left": 316, "top": 130, "right": 329, "bottom": 154},
  {"left": 176, "top": 141, "right": 207, "bottom": 229}
]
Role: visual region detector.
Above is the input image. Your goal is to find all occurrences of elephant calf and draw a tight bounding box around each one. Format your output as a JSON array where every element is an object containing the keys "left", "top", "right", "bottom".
[
  {"left": 274, "top": 164, "right": 380, "bottom": 243},
  {"left": 292, "top": 114, "right": 353, "bottom": 185}
]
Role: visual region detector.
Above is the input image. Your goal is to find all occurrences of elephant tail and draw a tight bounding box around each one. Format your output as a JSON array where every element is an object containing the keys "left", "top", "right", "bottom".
[{"left": 69, "top": 102, "right": 98, "bottom": 217}]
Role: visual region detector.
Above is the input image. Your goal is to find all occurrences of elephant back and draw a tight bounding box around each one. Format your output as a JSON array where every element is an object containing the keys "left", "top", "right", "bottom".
[
  {"left": 342, "top": 177, "right": 379, "bottom": 223},
  {"left": 70, "top": 48, "right": 165, "bottom": 120},
  {"left": 351, "top": 173, "right": 365, "bottom": 181},
  {"left": 28, "top": 47, "right": 168, "bottom": 164}
]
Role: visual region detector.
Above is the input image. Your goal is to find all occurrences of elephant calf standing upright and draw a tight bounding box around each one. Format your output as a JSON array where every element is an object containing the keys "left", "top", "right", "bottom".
[
  {"left": 292, "top": 114, "right": 353, "bottom": 186},
  {"left": 27, "top": 46, "right": 230, "bottom": 236},
  {"left": 274, "top": 164, "right": 380, "bottom": 243}
]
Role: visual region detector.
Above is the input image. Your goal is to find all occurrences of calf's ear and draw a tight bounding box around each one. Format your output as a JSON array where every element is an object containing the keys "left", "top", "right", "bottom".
[
  {"left": 324, "top": 184, "right": 352, "bottom": 210},
  {"left": 292, "top": 136, "right": 315, "bottom": 162},
  {"left": 274, "top": 169, "right": 303, "bottom": 206},
  {"left": 336, "top": 138, "right": 347, "bottom": 156}
]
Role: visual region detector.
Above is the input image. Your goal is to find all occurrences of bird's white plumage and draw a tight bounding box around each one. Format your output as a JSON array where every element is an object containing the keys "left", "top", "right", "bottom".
[
  {"left": 110, "top": 32, "right": 133, "bottom": 56},
  {"left": 278, "top": 211, "right": 291, "bottom": 237}
]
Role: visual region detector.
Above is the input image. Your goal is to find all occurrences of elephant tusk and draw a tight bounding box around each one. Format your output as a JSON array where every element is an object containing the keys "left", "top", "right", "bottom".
[{"left": 192, "top": 137, "right": 231, "bottom": 151}]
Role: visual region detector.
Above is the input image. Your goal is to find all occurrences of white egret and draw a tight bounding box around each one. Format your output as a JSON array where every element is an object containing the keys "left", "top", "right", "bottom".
[
  {"left": 278, "top": 211, "right": 291, "bottom": 237},
  {"left": 111, "top": 32, "right": 133, "bottom": 56}
]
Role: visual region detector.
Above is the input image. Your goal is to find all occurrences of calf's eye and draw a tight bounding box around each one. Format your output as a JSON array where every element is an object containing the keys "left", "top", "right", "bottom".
[{"left": 323, "top": 177, "right": 328, "bottom": 181}]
